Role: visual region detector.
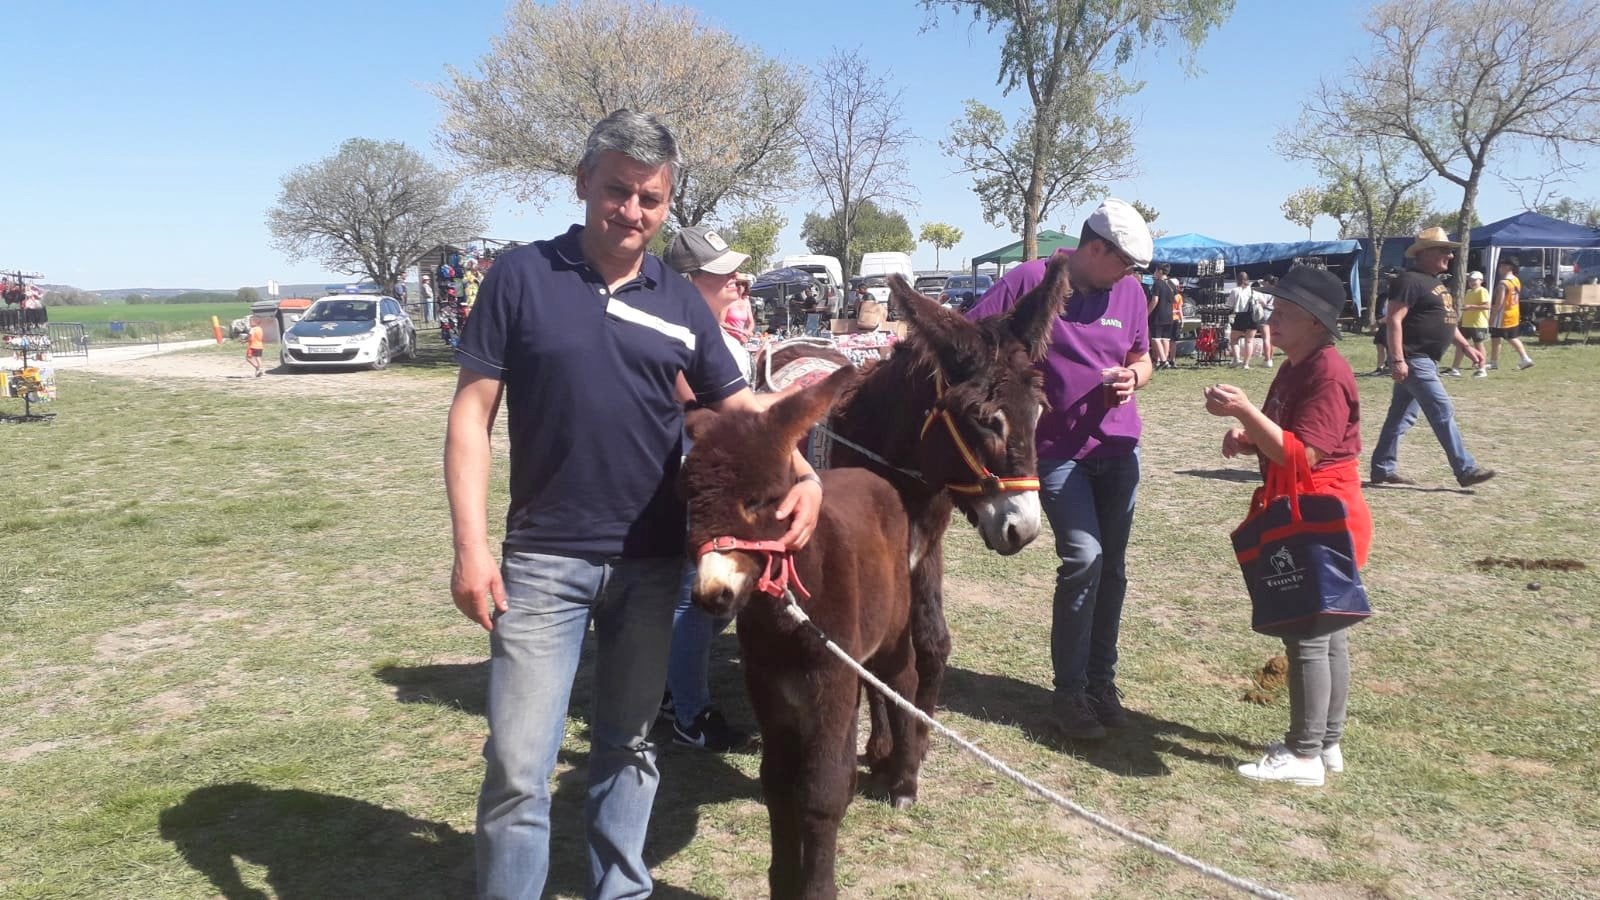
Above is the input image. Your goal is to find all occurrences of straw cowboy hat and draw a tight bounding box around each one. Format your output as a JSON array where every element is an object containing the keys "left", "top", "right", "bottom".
[{"left": 1405, "top": 226, "right": 1461, "bottom": 258}]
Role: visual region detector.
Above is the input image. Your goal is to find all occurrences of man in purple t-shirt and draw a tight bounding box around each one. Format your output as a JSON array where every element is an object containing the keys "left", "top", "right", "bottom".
[{"left": 966, "top": 199, "right": 1154, "bottom": 740}]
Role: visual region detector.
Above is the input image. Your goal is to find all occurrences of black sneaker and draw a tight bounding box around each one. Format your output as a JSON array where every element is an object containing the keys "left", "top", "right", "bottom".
[
  {"left": 1052, "top": 692, "right": 1106, "bottom": 740},
  {"left": 1370, "top": 473, "right": 1417, "bottom": 486},
  {"left": 1457, "top": 467, "right": 1497, "bottom": 488},
  {"left": 673, "top": 708, "right": 751, "bottom": 752},
  {"left": 1086, "top": 681, "right": 1128, "bottom": 728}
]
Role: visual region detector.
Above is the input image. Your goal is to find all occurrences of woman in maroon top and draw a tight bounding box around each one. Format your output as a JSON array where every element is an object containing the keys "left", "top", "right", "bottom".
[{"left": 1204, "top": 265, "right": 1371, "bottom": 788}]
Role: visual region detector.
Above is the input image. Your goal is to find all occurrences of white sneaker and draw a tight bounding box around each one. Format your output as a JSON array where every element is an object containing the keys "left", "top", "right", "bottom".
[
  {"left": 1474, "top": 369, "right": 1488, "bottom": 378},
  {"left": 1443, "top": 367, "right": 1462, "bottom": 377},
  {"left": 1242, "top": 363, "right": 1251, "bottom": 370},
  {"left": 1237, "top": 743, "right": 1325, "bottom": 786},
  {"left": 1518, "top": 358, "right": 1535, "bottom": 370},
  {"left": 1322, "top": 744, "right": 1344, "bottom": 773},
  {"left": 1264, "top": 358, "right": 1273, "bottom": 368}
]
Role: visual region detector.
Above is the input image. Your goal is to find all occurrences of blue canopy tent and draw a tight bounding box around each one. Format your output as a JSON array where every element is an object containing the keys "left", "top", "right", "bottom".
[
  {"left": 1150, "top": 232, "right": 1235, "bottom": 265},
  {"left": 1459, "top": 213, "right": 1600, "bottom": 289}
]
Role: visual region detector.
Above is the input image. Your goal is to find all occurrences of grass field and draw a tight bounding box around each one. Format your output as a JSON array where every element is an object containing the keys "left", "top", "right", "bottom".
[
  {"left": 2, "top": 333, "right": 1597, "bottom": 898},
  {"left": 46, "top": 302, "right": 250, "bottom": 342}
]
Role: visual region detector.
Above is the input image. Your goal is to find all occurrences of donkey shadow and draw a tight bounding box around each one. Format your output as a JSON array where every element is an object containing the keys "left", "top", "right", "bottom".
[
  {"left": 374, "top": 633, "right": 756, "bottom": 897},
  {"left": 940, "top": 666, "right": 1257, "bottom": 778}
]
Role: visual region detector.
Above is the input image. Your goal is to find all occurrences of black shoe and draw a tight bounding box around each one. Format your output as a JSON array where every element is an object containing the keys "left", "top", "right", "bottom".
[
  {"left": 1457, "top": 467, "right": 1497, "bottom": 488},
  {"left": 1370, "top": 473, "right": 1417, "bottom": 486},
  {"left": 1086, "top": 681, "right": 1128, "bottom": 728},
  {"left": 1052, "top": 692, "right": 1106, "bottom": 740},
  {"left": 673, "top": 708, "right": 751, "bottom": 752}
]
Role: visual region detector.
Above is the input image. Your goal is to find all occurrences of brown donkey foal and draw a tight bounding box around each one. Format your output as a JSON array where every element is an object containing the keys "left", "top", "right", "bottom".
[{"left": 681, "top": 367, "right": 921, "bottom": 900}]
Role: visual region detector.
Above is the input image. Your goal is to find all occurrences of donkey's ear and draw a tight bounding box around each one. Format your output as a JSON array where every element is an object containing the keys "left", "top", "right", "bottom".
[
  {"left": 684, "top": 408, "right": 718, "bottom": 443},
  {"left": 888, "top": 274, "right": 980, "bottom": 375},
  {"left": 1004, "top": 254, "right": 1071, "bottom": 360},
  {"left": 765, "top": 365, "right": 859, "bottom": 451}
]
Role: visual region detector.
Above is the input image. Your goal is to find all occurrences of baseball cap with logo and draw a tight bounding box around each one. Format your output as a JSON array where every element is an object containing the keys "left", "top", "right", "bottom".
[
  {"left": 664, "top": 225, "right": 750, "bottom": 275},
  {"left": 1084, "top": 198, "right": 1154, "bottom": 270}
]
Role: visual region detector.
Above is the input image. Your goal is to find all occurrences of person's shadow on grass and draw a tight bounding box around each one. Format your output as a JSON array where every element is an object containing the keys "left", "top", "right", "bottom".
[
  {"left": 940, "top": 666, "right": 1258, "bottom": 777},
  {"left": 159, "top": 782, "right": 474, "bottom": 899},
  {"left": 374, "top": 636, "right": 756, "bottom": 898},
  {"left": 1175, "top": 467, "right": 1262, "bottom": 483}
]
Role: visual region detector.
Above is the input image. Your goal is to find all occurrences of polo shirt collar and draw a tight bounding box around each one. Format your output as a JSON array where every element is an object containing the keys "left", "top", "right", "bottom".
[{"left": 551, "top": 224, "right": 661, "bottom": 290}]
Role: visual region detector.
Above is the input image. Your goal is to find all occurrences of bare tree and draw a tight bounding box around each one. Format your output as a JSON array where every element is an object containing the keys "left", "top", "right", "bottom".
[
  {"left": 924, "top": 0, "right": 1233, "bottom": 260},
  {"left": 435, "top": 0, "right": 806, "bottom": 228},
  {"left": 266, "top": 139, "right": 486, "bottom": 293},
  {"left": 796, "top": 47, "right": 913, "bottom": 278},
  {"left": 1332, "top": 0, "right": 1600, "bottom": 286},
  {"left": 1279, "top": 85, "right": 1437, "bottom": 325}
]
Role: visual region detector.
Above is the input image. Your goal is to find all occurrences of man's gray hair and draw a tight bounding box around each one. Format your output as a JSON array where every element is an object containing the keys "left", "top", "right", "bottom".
[{"left": 579, "top": 109, "right": 680, "bottom": 183}]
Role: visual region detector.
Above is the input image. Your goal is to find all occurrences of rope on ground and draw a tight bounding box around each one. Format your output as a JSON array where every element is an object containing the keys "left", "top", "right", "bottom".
[{"left": 779, "top": 595, "right": 1295, "bottom": 900}]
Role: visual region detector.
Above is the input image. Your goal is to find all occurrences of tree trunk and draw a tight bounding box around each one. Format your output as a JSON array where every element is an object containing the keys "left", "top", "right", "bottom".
[
  {"left": 1022, "top": 123, "right": 1048, "bottom": 261},
  {"left": 1455, "top": 173, "right": 1482, "bottom": 291}
]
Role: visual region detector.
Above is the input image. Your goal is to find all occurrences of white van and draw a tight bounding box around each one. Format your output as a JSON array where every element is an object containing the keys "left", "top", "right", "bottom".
[
  {"left": 779, "top": 254, "right": 845, "bottom": 313},
  {"left": 857, "top": 252, "right": 916, "bottom": 303}
]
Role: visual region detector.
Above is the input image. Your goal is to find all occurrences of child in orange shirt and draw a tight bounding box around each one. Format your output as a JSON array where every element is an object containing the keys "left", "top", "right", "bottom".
[{"left": 246, "top": 323, "right": 264, "bottom": 378}]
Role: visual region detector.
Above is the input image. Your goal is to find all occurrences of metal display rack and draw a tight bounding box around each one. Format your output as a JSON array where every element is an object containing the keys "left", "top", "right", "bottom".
[{"left": 1, "top": 269, "right": 56, "bottom": 423}]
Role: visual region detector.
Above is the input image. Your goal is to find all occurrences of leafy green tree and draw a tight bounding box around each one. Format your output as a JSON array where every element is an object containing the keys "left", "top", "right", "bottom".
[
  {"left": 919, "top": 222, "right": 963, "bottom": 268},
  {"left": 1535, "top": 195, "right": 1600, "bottom": 227},
  {"left": 236, "top": 287, "right": 261, "bottom": 304},
  {"left": 925, "top": 0, "right": 1233, "bottom": 260},
  {"left": 1280, "top": 187, "right": 1324, "bottom": 238},
  {"left": 436, "top": 0, "right": 805, "bottom": 227},
  {"left": 801, "top": 200, "right": 915, "bottom": 275},
  {"left": 267, "top": 138, "right": 486, "bottom": 294},
  {"left": 722, "top": 207, "right": 787, "bottom": 272},
  {"left": 41, "top": 288, "right": 100, "bottom": 307},
  {"left": 1423, "top": 207, "right": 1482, "bottom": 235}
]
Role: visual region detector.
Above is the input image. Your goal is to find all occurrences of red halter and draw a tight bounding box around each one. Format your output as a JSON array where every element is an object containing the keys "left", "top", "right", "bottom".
[
  {"left": 919, "top": 372, "right": 1042, "bottom": 497},
  {"left": 695, "top": 536, "right": 812, "bottom": 602}
]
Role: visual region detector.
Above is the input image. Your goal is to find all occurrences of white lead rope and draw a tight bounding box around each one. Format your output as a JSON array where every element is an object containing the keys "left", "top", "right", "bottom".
[{"left": 778, "top": 593, "right": 1295, "bottom": 900}]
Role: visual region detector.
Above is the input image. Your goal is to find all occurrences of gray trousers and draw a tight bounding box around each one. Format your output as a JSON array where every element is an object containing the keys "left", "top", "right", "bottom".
[{"left": 1283, "top": 629, "right": 1349, "bottom": 757}]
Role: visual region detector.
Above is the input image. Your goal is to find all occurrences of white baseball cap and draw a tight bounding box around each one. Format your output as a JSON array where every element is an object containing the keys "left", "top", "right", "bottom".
[
  {"left": 1084, "top": 198, "right": 1153, "bottom": 269},
  {"left": 1468, "top": 270, "right": 1484, "bottom": 282}
]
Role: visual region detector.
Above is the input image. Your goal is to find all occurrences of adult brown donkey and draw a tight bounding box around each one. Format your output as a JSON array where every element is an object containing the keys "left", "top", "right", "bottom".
[
  {"left": 681, "top": 366, "right": 920, "bottom": 900},
  {"left": 814, "top": 259, "right": 1068, "bottom": 766}
]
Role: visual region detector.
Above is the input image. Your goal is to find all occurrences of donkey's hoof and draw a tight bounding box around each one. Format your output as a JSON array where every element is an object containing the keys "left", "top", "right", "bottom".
[{"left": 891, "top": 793, "right": 917, "bottom": 811}]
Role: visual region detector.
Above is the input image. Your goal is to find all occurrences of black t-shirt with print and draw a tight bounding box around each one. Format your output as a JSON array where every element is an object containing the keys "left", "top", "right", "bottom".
[{"left": 1392, "top": 268, "right": 1456, "bottom": 361}]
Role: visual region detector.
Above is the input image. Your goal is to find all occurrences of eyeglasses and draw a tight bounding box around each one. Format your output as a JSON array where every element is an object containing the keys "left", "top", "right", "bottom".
[{"left": 1106, "top": 242, "right": 1139, "bottom": 273}]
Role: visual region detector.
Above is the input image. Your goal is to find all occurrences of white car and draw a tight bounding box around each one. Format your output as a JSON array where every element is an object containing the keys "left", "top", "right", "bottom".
[{"left": 280, "top": 295, "right": 417, "bottom": 371}]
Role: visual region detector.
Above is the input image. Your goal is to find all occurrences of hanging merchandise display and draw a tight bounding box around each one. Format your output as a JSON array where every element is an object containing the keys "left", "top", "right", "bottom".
[{"left": 1, "top": 269, "right": 56, "bottom": 422}]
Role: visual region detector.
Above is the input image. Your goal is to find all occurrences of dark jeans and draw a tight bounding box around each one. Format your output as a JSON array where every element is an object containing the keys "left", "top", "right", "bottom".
[{"left": 1039, "top": 450, "right": 1140, "bottom": 696}]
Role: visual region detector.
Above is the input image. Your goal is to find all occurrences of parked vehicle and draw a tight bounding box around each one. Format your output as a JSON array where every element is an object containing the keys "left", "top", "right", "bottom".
[
  {"left": 939, "top": 274, "right": 994, "bottom": 311},
  {"left": 279, "top": 294, "right": 416, "bottom": 371},
  {"left": 914, "top": 271, "right": 957, "bottom": 298},
  {"left": 857, "top": 252, "right": 916, "bottom": 302},
  {"left": 778, "top": 254, "right": 845, "bottom": 313}
]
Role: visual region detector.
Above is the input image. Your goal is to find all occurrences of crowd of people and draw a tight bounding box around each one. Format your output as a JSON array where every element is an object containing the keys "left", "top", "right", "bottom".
[{"left": 441, "top": 109, "right": 1518, "bottom": 899}]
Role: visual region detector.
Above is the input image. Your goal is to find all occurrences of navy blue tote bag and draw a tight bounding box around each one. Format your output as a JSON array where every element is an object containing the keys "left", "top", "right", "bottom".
[{"left": 1230, "top": 433, "right": 1372, "bottom": 639}]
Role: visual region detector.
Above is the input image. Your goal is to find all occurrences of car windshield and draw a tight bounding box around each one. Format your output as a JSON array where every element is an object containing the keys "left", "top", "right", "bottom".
[
  {"left": 861, "top": 276, "right": 889, "bottom": 288},
  {"left": 915, "top": 276, "right": 948, "bottom": 291},
  {"left": 304, "top": 299, "right": 377, "bottom": 322},
  {"left": 945, "top": 276, "right": 992, "bottom": 291}
]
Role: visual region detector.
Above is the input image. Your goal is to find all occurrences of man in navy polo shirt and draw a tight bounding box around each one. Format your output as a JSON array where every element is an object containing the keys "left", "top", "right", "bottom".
[
  {"left": 965, "top": 199, "right": 1155, "bottom": 742},
  {"left": 444, "top": 109, "right": 823, "bottom": 900}
]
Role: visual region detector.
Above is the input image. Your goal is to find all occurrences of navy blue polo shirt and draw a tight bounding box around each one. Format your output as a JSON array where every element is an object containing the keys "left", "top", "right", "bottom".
[{"left": 455, "top": 225, "right": 746, "bottom": 558}]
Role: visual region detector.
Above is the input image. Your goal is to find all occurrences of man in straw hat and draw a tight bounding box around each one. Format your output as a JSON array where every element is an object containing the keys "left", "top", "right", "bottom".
[{"left": 1369, "top": 226, "right": 1496, "bottom": 489}]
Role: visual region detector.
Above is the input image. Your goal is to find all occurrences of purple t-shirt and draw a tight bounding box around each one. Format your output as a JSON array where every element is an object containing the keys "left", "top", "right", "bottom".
[{"left": 966, "top": 250, "right": 1149, "bottom": 460}]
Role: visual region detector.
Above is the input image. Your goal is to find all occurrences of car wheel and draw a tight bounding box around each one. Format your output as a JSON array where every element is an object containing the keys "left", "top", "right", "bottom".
[
  {"left": 371, "top": 338, "right": 390, "bottom": 371},
  {"left": 401, "top": 331, "right": 417, "bottom": 360},
  {"left": 279, "top": 351, "right": 294, "bottom": 372}
]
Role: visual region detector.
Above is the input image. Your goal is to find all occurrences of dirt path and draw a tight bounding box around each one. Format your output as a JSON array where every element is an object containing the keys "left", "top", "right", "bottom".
[{"left": 62, "top": 341, "right": 456, "bottom": 405}]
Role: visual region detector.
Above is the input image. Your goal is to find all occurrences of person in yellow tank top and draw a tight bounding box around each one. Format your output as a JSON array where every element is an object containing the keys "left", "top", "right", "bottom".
[
  {"left": 1445, "top": 270, "right": 1492, "bottom": 376},
  {"left": 1489, "top": 257, "right": 1533, "bottom": 371}
]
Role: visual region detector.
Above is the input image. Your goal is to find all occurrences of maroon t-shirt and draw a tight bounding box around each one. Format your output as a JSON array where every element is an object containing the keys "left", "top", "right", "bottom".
[{"left": 1260, "top": 343, "right": 1361, "bottom": 468}]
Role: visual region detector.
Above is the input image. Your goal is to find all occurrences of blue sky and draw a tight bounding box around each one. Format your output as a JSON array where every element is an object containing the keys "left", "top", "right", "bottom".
[{"left": 3, "top": 0, "right": 1591, "bottom": 290}]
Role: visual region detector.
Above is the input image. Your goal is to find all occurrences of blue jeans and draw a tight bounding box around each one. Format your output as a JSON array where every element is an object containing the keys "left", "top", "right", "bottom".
[
  {"left": 1370, "top": 355, "right": 1478, "bottom": 480},
  {"left": 1039, "top": 450, "right": 1140, "bottom": 696},
  {"left": 666, "top": 562, "right": 732, "bottom": 727},
  {"left": 476, "top": 552, "right": 681, "bottom": 900}
]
